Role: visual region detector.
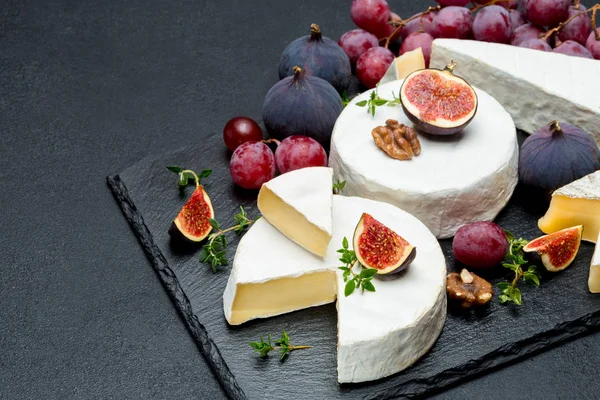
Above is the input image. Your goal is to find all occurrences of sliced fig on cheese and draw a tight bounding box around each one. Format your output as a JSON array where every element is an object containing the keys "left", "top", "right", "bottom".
[
  {"left": 353, "top": 213, "right": 416, "bottom": 275},
  {"left": 523, "top": 225, "right": 583, "bottom": 272},
  {"left": 170, "top": 186, "right": 215, "bottom": 242},
  {"left": 400, "top": 62, "right": 478, "bottom": 135}
]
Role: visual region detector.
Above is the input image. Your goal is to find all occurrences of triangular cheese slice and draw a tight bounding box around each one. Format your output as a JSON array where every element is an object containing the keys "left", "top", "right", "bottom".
[
  {"left": 430, "top": 39, "right": 600, "bottom": 145},
  {"left": 257, "top": 167, "right": 333, "bottom": 257},
  {"left": 223, "top": 195, "right": 447, "bottom": 383},
  {"left": 539, "top": 170, "right": 600, "bottom": 243},
  {"left": 379, "top": 47, "right": 425, "bottom": 85}
]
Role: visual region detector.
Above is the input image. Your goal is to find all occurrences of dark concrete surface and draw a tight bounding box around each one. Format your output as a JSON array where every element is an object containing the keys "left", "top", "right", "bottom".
[{"left": 1, "top": 1, "right": 598, "bottom": 399}]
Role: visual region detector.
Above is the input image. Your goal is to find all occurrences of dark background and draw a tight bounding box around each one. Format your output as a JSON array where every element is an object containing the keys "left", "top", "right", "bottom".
[{"left": 1, "top": 0, "right": 598, "bottom": 399}]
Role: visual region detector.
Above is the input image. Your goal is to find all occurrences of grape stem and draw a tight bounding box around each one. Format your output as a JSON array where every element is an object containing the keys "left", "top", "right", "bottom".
[
  {"left": 384, "top": 5, "right": 440, "bottom": 49},
  {"left": 542, "top": 4, "right": 600, "bottom": 41},
  {"left": 469, "top": 0, "right": 512, "bottom": 13},
  {"left": 261, "top": 138, "right": 280, "bottom": 146},
  {"left": 593, "top": 8, "right": 600, "bottom": 41}
]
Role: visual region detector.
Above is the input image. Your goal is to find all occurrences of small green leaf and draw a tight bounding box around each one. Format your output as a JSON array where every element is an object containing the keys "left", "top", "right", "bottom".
[
  {"left": 504, "top": 229, "right": 515, "bottom": 242},
  {"left": 362, "top": 280, "right": 376, "bottom": 292},
  {"left": 342, "top": 237, "right": 349, "bottom": 249},
  {"left": 209, "top": 218, "right": 220, "bottom": 230},
  {"left": 355, "top": 100, "right": 368, "bottom": 107},
  {"left": 199, "top": 247, "right": 209, "bottom": 262},
  {"left": 360, "top": 268, "right": 378, "bottom": 278},
  {"left": 497, "top": 282, "right": 510, "bottom": 291},
  {"left": 167, "top": 166, "right": 182, "bottom": 173},
  {"left": 199, "top": 169, "right": 212, "bottom": 178},
  {"left": 499, "top": 293, "right": 510, "bottom": 303},
  {"left": 510, "top": 287, "right": 522, "bottom": 305},
  {"left": 524, "top": 273, "right": 540, "bottom": 287},
  {"left": 373, "top": 99, "right": 388, "bottom": 106},
  {"left": 178, "top": 172, "right": 188, "bottom": 187},
  {"left": 344, "top": 279, "right": 356, "bottom": 297}
]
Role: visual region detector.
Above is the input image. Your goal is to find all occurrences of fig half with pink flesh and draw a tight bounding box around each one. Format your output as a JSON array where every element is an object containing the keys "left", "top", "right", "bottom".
[
  {"left": 523, "top": 225, "right": 583, "bottom": 272},
  {"left": 400, "top": 62, "right": 478, "bottom": 135},
  {"left": 352, "top": 213, "right": 416, "bottom": 275},
  {"left": 171, "top": 186, "right": 215, "bottom": 242}
]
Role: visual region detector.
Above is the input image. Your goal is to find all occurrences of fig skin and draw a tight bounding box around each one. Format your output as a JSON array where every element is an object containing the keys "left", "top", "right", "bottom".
[
  {"left": 453, "top": 222, "right": 508, "bottom": 269},
  {"left": 519, "top": 121, "right": 600, "bottom": 191},
  {"left": 400, "top": 64, "right": 478, "bottom": 136}
]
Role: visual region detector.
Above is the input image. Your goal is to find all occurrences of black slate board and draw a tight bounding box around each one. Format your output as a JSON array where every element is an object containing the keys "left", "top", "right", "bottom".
[{"left": 108, "top": 131, "right": 600, "bottom": 400}]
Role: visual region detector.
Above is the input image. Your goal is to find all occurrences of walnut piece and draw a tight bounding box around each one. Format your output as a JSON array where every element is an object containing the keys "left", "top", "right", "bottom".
[
  {"left": 371, "top": 119, "right": 421, "bottom": 161},
  {"left": 446, "top": 269, "right": 493, "bottom": 308}
]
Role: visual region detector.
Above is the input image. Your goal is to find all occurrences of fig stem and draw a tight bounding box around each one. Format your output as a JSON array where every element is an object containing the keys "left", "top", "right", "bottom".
[
  {"left": 181, "top": 169, "right": 200, "bottom": 188},
  {"left": 549, "top": 120, "right": 563, "bottom": 137},
  {"left": 543, "top": 4, "right": 600, "bottom": 40},
  {"left": 310, "top": 23, "right": 322, "bottom": 40},
  {"left": 444, "top": 61, "right": 457, "bottom": 74}
]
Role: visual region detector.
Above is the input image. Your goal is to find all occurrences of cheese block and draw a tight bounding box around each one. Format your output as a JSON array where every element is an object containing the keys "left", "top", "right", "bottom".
[
  {"left": 329, "top": 80, "right": 518, "bottom": 239},
  {"left": 222, "top": 217, "right": 337, "bottom": 325},
  {"left": 379, "top": 48, "right": 426, "bottom": 85},
  {"left": 430, "top": 39, "right": 600, "bottom": 145},
  {"left": 539, "top": 170, "right": 600, "bottom": 243},
  {"left": 589, "top": 232, "right": 600, "bottom": 293},
  {"left": 223, "top": 195, "right": 447, "bottom": 383},
  {"left": 257, "top": 166, "right": 333, "bottom": 257}
]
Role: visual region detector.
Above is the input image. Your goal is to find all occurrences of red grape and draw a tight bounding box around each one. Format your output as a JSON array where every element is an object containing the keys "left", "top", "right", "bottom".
[
  {"left": 473, "top": 5, "right": 512, "bottom": 43},
  {"left": 400, "top": 32, "right": 434, "bottom": 67},
  {"left": 401, "top": 12, "right": 437, "bottom": 39},
  {"left": 553, "top": 40, "right": 594, "bottom": 58},
  {"left": 557, "top": 5, "right": 592, "bottom": 46},
  {"left": 356, "top": 47, "right": 395, "bottom": 89},
  {"left": 586, "top": 32, "right": 600, "bottom": 60},
  {"left": 351, "top": 0, "right": 391, "bottom": 39},
  {"left": 433, "top": 6, "right": 473, "bottom": 39},
  {"left": 509, "top": 9, "right": 526, "bottom": 31},
  {"left": 274, "top": 136, "right": 327, "bottom": 174},
  {"left": 229, "top": 142, "right": 275, "bottom": 189},
  {"left": 474, "top": 0, "right": 518, "bottom": 7},
  {"left": 223, "top": 117, "right": 263, "bottom": 152},
  {"left": 526, "top": 0, "right": 570, "bottom": 28},
  {"left": 436, "top": 0, "right": 470, "bottom": 6},
  {"left": 519, "top": 38, "right": 552, "bottom": 51},
  {"left": 511, "top": 23, "right": 545, "bottom": 46},
  {"left": 338, "top": 29, "right": 379, "bottom": 67},
  {"left": 452, "top": 222, "right": 508, "bottom": 269}
]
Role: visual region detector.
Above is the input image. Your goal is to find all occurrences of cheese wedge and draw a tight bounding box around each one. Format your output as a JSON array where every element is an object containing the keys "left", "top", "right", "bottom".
[
  {"left": 539, "top": 171, "right": 600, "bottom": 243},
  {"left": 379, "top": 48, "right": 426, "bottom": 84},
  {"left": 430, "top": 39, "right": 600, "bottom": 145},
  {"left": 589, "top": 232, "right": 600, "bottom": 293},
  {"left": 257, "top": 167, "right": 333, "bottom": 257},
  {"left": 223, "top": 195, "right": 447, "bottom": 383}
]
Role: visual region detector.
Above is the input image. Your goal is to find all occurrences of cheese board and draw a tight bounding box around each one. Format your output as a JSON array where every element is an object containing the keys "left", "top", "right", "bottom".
[{"left": 108, "top": 130, "right": 600, "bottom": 399}]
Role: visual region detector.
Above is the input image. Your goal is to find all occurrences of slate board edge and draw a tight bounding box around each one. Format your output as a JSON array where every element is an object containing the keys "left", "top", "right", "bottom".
[
  {"left": 106, "top": 174, "right": 248, "bottom": 400},
  {"left": 106, "top": 172, "right": 600, "bottom": 400}
]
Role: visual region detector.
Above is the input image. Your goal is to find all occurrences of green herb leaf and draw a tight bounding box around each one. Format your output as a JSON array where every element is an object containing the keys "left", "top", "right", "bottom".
[
  {"left": 344, "top": 279, "right": 356, "bottom": 297},
  {"left": 199, "top": 169, "right": 212, "bottom": 179},
  {"left": 360, "top": 268, "right": 378, "bottom": 278},
  {"left": 332, "top": 179, "right": 346, "bottom": 194},
  {"left": 497, "top": 281, "right": 510, "bottom": 291},
  {"left": 510, "top": 287, "right": 522, "bottom": 305},
  {"left": 373, "top": 99, "right": 388, "bottom": 106},
  {"left": 342, "top": 237, "right": 349, "bottom": 249},
  {"left": 167, "top": 166, "right": 182, "bottom": 173},
  {"left": 362, "top": 280, "right": 376, "bottom": 292},
  {"left": 209, "top": 218, "right": 220, "bottom": 230},
  {"left": 355, "top": 100, "right": 368, "bottom": 107},
  {"left": 341, "top": 90, "right": 351, "bottom": 107}
]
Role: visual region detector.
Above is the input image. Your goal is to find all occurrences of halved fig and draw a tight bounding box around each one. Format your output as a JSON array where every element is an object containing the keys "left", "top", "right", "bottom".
[
  {"left": 523, "top": 225, "right": 583, "bottom": 272},
  {"left": 400, "top": 62, "right": 478, "bottom": 135},
  {"left": 353, "top": 213, "right": 416, "bottom": 275}
]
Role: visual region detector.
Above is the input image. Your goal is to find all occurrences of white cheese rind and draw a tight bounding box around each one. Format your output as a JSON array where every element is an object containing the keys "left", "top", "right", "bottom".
[
  {"left": 333, "top": 196, "right": 447, "bottom": 383},
  {"left": 329, "top": 80, "right": 518, "bottom": 239},
  {"left": 590, "top": 232, "right": 600, "bottom": 293},
  {"left": 260, "top": 166, "right": 333, "bottom": 236},
  {"left": 430, "top": 39, "right": 600, "bottom": 145},
  {"left": 554, "top": 170, "right": 600, "bottom": 200}
]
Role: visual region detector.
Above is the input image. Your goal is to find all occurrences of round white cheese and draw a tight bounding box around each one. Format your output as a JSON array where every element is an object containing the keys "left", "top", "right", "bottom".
[
  {"left": 333, "top": 195, "right": 446, "bottom": 383},
  {"left": 329, "top": 80, "right": 518, "bottom": 238}
]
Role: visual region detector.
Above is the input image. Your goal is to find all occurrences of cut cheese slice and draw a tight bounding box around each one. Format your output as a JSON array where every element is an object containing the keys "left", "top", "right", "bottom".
[
  {"left": 589, "top": 232, "right": 600, "bottom": 293},
  {"left": 257, "top": 166, "right": 333, "bottom": 257},
  {"left": 329, "top": 80, "right": 518, "bottom": 239},
  {"left": 222, "top": 217, "right": 337, "bottom": 326},
  {"left": 538, "top": 170, "right": 600, "bottom": 243},
  {"left": 223, "top": 195, "right": 447, "bottom": 383},
  {"left": 430, "top": 39, "right": 600, "bottom": 145},
  {"left": 380, "top": 48, "right": 426, "bottom": 85}
]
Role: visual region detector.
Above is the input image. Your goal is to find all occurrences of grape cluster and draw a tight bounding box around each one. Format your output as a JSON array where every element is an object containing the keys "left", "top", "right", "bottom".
[{"left": 341, "top": 0, "right": 599, "bottom": 87}]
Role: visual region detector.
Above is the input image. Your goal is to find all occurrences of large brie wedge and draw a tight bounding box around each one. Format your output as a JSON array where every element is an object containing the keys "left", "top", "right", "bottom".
[
  {"left": 223, "top": 195, "right": 447, "bottom": 383},
  {"left": 539, "top": 170, "right": 600, "bottom": 243},
  {"left": 329, "top": 80, "right": 518, "bottom": 239},
  {"left": 430, "top": 39, "right": 600, "bottom": 145},
  {"left": 257, "top": 166, "right": 333, "bottom": 257}
]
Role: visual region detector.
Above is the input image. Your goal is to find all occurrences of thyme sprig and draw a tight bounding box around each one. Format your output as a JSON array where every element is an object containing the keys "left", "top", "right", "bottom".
[
  {"left": 497, "top": 231, "right": 541, "bottom": 305},
  {"left": 332, "top": 179, "right": 346, "bottom": 194},
  {"left": 338, "top": 237, "right": 377, "bottom": 296},
  {"left": 199, "top": 206, "right": 260, "bottom": 272},
  {"left": 249, "top": 331, "right": 310, "bottom": 361},
  {"left": 355, "top": 90, "right": 401, "bottom": 117}
]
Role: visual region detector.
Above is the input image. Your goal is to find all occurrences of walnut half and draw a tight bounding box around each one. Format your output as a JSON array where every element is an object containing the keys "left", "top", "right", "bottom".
[
  {"left": 446, "top": 269, "right": 493, "bottom": 308},
  {"left": 371, "top": 119, "right": 421, "bottom": 161}
]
